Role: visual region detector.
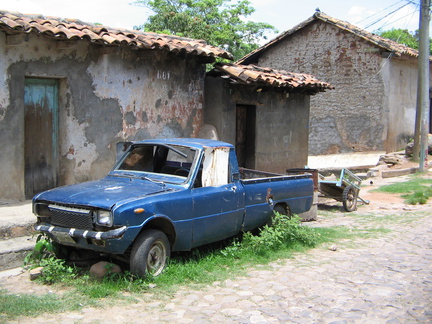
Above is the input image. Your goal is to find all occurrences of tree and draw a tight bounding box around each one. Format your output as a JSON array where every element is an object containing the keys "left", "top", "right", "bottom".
[
  {"left": 133, "top": 0, "right": 277, "bottom": 60},
  {"left": 376, "top": 28, "right": 432, "bottom": 54}
]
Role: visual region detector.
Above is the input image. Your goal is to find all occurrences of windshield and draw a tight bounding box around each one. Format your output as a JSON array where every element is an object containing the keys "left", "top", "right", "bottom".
[{"left": 111, "top": 144, "right": 198, "bottom": 184}]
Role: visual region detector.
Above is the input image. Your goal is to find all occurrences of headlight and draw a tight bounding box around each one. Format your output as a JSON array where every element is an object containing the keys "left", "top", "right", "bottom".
[{"left": 95, "top": 210, "right": 113, "bottom": 227}]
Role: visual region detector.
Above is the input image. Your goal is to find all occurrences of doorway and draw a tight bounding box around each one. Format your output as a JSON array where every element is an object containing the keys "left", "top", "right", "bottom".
[
  {"left": 24, "top": 78, "right": 59, "bottom": 198},
  {"left": 236, "top": 104, "right": 256, "bottom": 169}
]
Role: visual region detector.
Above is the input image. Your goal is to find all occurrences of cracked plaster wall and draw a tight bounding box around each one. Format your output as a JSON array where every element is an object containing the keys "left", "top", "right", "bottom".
[
  {"left": 204, "top": 77, "right": 310, "bottom": 173},
  {"left": 0, "top": 32, "right": 205, "bottom": 199}
]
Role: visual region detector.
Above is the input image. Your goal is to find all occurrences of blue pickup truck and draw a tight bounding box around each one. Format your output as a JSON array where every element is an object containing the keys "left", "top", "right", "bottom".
[{"left": 33, "top": 138, "right": 313, "bottom": 276}]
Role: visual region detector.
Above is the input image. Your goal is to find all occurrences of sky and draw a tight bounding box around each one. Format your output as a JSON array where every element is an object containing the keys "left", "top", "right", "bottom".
[{"left": 0, "top": 0, "right": 425, "bottom": 39}]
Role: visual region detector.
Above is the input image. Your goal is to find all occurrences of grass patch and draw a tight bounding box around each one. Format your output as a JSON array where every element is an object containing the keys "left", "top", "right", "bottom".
[
  {"left": 373, "top": 176, "right": 432, "bottom": 204},
  {"left": 0, "top": 290, "right": 86, "bottom": 322}
]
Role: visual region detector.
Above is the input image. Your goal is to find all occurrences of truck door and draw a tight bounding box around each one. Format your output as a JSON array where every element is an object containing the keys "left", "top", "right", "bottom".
[{"left": 191, "top": 147, "right": 244, "bottom": 247}]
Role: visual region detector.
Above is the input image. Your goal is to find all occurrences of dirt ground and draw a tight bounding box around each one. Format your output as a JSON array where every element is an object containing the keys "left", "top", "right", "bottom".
[{"left": 1, "top": 163, "right": 431, "bottom": 301}]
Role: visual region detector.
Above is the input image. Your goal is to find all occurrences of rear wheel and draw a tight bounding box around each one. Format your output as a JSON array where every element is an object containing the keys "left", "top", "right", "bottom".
[
  {"left": 267, "top": 204, "right": 291, "bottom": 226},
  {"left": 130, "top": 229, "right": 170, "bottom": 277}
]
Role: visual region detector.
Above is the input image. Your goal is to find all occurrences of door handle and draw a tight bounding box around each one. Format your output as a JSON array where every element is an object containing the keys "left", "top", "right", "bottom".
[{"left": 231, "top": 186, "right": 237, "bottom": 192}]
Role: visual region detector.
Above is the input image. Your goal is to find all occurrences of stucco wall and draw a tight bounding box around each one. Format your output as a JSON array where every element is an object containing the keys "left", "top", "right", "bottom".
[
  {"left": 204, "top": 77, "right": 310, "bottom": 173},
  {"left": 255, "top": 92, "right": 310, "bottom": 172},
  {"left": 382, "top": 57, "right": 418, "bottom": 151},
  {"left": 257, "top": 21, "right": 418, "bottom": 154},
  {"left": 0, "top": 32, "right": 205, "bottom": 200}
]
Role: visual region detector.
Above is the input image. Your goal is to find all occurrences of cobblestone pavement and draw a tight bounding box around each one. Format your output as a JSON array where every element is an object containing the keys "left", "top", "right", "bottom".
[
  {"left": 10, "top": 207, "right": 431, "bottom": 324},
  {"left": 4, "top": 172, "right": 432, "bottom": 324}
]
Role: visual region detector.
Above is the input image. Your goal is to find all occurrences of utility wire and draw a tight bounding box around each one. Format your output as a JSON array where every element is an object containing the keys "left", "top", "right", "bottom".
[
  {"left": 365, "top": 2, "right": 413, "bottom": 29},
  {"left": 378, "top": 8, "right": 418, "bottom": 30},
  {"left": 356, "top": 0, "right": 406, "bottom": 24}
]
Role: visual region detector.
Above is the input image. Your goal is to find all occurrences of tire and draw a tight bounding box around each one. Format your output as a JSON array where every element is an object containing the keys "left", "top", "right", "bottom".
[
  {"left": 130, "top": 229, "right": 170, "bottom": 277},
  {"left": 342, "top": 185, "right": 358, "bottom": 212}
]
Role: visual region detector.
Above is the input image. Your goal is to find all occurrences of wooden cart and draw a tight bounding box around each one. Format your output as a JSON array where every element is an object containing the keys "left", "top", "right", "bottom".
[{"left": 318, "top": 168, "right": 369, "bottom": 212}]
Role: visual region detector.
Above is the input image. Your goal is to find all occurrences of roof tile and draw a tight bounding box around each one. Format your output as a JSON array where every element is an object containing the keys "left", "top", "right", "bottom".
[
  {"left": 238, "top": 12, "right": 424, "bottom": 64},
  {"left": 210, "top": 63, "right": 334, "bottom": 94},
  {"left": 0, "top": 9, "right": 233, "bottom": 60}
]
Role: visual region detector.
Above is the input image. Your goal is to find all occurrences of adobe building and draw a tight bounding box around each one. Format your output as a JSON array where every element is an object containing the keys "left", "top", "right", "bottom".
[
  {"left": 205, "top": 63, "right": 332, "bottom": 173},
  {"left": 239, "top": 12, "right": 432, "bottom": 156},
  {"left": 0, "top": 10, "right": 231, "bottom": 200}
]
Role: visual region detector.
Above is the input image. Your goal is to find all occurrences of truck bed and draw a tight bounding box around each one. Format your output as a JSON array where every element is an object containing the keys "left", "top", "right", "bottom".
[
  {"left": 239, "top": 167, "right": 311, "bottom": 182},
  {"left": 239, "top": 168, "right": 314, "bottom": 231}
]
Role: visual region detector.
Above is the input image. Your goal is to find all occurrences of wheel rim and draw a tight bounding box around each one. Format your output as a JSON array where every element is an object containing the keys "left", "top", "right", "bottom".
[
  {"left": 346, "top": 188, "right": 355, "bottom": 208},
  {"left": 343, "top": 186, "right": 358, "bottom": 211},
  {"left": 147, "top": 241, "right": 167, "bottom": 276}
]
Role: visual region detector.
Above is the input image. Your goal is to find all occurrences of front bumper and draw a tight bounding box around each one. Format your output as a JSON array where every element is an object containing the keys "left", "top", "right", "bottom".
[{"left": 34, "top": 224, "right": 127, "bottom": 241}]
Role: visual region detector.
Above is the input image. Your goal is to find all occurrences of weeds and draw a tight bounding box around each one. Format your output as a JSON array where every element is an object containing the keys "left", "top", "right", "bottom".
[
  {"left": 0, "top": 290, "right": 67, "bottom": 321},
  {"left": 223, "top": 213, "right": 321, "bottom": 258},
  {"left": 37, "top": 257, "right": 77, "bottom": 285},
  {"left": 374, "top": 176, "right": 432, "bottom": 204},
  {"left": 402, "top": 186, "right": 432, "bottom": 204},
  {"left": 374, "top": 176, "right": 432, "bottom": 194},
  {"left": 23, "top": 233, "right": 54, "bottom": 266}
]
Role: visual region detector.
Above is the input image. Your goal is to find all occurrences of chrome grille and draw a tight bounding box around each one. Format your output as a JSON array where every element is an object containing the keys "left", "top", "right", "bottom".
[{"left": 48, "top": 204, "right": 93, "bottom": 230}]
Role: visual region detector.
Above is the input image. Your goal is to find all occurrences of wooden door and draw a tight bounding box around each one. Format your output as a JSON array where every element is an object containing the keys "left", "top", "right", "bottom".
[
  {"left": 235, "top": 105, "right": 256, "bottom": 169},
  {"left": 24, "top": 78, "right": 59, "bottom": 198}
]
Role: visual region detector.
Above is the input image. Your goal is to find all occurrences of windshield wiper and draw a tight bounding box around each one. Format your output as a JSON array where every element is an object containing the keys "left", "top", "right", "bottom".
[{"left": 140, "top": 176, "right": 166, "bottom": 187}]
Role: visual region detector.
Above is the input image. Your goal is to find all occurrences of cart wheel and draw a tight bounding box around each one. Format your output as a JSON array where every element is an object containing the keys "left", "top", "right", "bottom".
[{"left": 342, "top": 185, "right": 358, "bottom": 212}]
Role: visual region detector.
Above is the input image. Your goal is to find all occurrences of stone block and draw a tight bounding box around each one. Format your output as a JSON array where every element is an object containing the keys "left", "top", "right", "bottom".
[{"left": 90, "top": 261, "right": 121, "bottom": 278}]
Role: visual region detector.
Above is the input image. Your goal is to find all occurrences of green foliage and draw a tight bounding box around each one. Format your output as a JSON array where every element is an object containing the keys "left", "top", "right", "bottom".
[
  {"left": 24, "top": 233, "right": 77, "bottom": 284},
  {"left": 37, "top": 257, "right": 77, "bottom": 285},
  {"left": 239, "top": 213, "right": 320, "bottom": 256},
  {"left": 375, "top": 28, "right": 432, "bottom": 54},
  {"left": 74, "top": 271, "right": 150, "bottom": 299},
  {"left": 23, "top": 233, "right": 54, "bottom": 266},
  {"left": 403, "top": 186, "right": 432, "bottom": 204},
  {"left": 219, "top": 213, "right": 322, "bottom": 259},
  {"left": 133, "top": 0, "right": 277, "bottom": 60},
  {"left": 374, "top": 177, "right": 432, "bottom": 194},
  {"left": 0, "top": 290, "right": 66, "bottom": 321},
  {"left": 373, "top": 176, "right": 432, "bottom": 205}
]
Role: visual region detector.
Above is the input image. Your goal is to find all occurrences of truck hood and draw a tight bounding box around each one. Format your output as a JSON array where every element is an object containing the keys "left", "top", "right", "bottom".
[{"left": 34, "top": 176, "right": 174, "bottom": 210}]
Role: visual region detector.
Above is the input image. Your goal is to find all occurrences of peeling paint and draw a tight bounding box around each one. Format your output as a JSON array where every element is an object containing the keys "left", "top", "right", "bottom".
[
  {"left": 1, "top": 30, "right": 207, "bottom": 199},
  {"left": 63, "top": 116, "right": 98, "bottom": 179}
]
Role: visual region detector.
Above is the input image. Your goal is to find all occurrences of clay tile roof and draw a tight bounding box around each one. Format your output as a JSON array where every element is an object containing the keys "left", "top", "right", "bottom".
[
  {"left": 0, "top": 10, "right": 233, "bottom": 60},
  {"left": 238, "top": 12, "right": 421, "bottom": 65},
  {"left": 210, "top": 63, "right": 334, "bottom": 94}
]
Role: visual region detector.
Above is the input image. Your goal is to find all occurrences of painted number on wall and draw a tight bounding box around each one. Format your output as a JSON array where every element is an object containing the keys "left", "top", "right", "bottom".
[{"left": 157, "top": 71, "right": 170, "bottom": 80}]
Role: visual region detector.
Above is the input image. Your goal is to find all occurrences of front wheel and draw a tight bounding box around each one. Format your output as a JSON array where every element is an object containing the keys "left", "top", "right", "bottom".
[{"left": 130, "top": 229, "right": 170, "bottom": 277}]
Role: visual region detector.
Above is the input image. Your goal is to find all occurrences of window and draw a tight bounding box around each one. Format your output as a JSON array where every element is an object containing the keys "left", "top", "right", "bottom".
[{"left": 201, "top": 147, "right": 230, "bottom": 187}]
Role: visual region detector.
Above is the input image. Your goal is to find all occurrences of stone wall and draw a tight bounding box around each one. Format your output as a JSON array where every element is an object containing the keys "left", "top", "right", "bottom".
[{"left": 257, "top": 21, "right": 420, "bottom": 155}]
